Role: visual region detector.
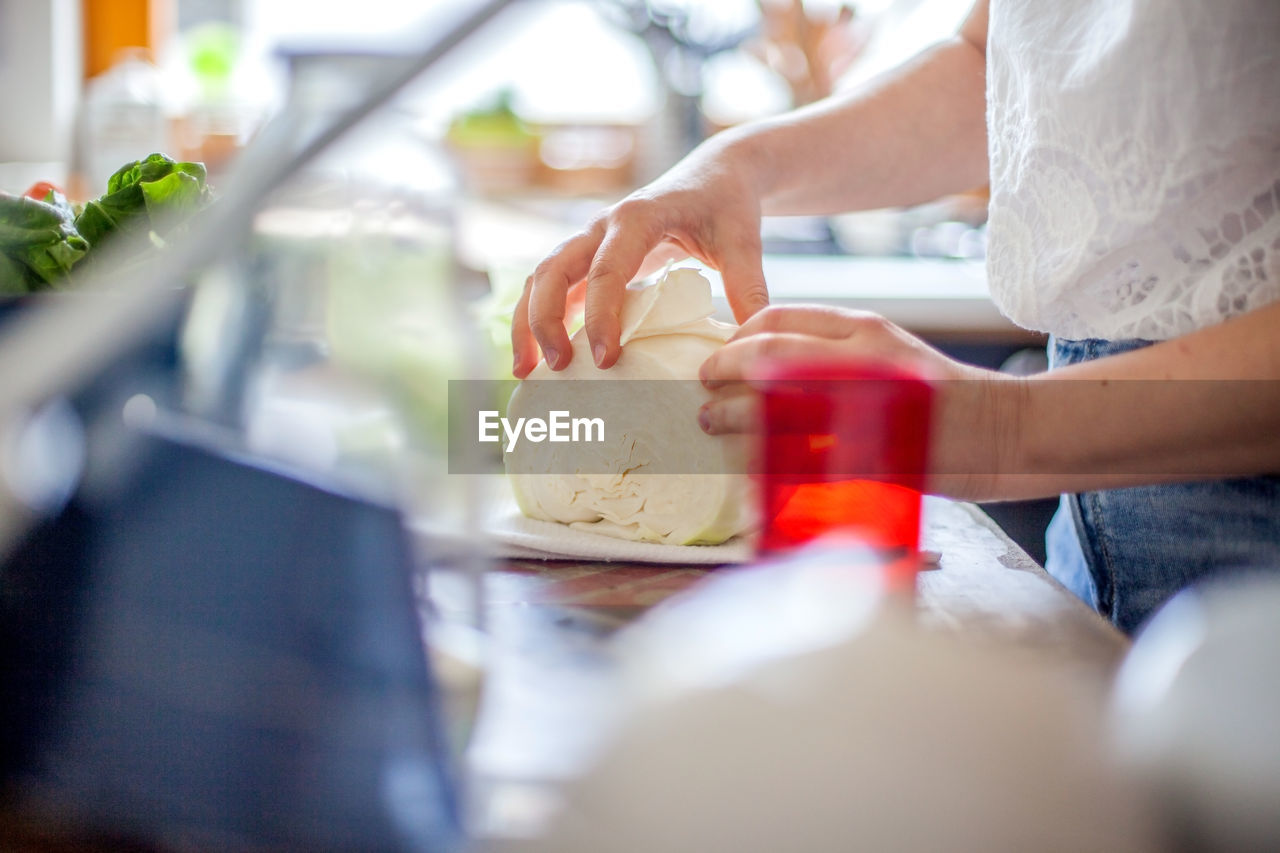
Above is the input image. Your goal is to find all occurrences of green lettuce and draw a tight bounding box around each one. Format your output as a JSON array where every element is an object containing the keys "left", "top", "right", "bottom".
[
  {"left": 76, "top": 153, "right": 212, "bottom": 248},
  {"left": 0, "top": 153, "right": 211, "bottom": 293},
  {"left": 0, "top": 190, "right": 90, "bottom": 293}
]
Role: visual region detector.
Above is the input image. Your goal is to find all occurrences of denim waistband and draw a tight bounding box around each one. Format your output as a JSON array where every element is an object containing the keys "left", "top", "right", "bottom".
[{"left": 1049, "top": 336, "right": 1155, "bottom": 369}]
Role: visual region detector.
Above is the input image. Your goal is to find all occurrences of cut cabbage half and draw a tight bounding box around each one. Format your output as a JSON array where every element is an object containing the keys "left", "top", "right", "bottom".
[{"left": 506, "top": 266, "right": 755, "bottom": 545}]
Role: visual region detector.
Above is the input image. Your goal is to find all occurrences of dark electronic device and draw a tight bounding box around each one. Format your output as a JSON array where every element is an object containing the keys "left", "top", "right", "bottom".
[{"left": 0, "top": 312, "right": 461, "bottom": 851}]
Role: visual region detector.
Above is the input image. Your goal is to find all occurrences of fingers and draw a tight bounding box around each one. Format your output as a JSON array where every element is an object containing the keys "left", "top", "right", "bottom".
[
  {"left": 698, "top": 385, "right": 759, "bottom": 435},
  {"left": 732, "top": 304, "right": 870, "bottom": 342},
  {"left": 525, "top": 229, "right": 602, "bottom": 373},
  {"left": 513, "top": 277, "right": 588, "bottom": 378},
  {"left": 518, "top": 194, "right": 772, "bottom": 374},
  {"left": 717, "top": 229, "right": 771, "bottom": 325},
  {"left": 700, "top": 332, "right": 851, "bottom": 387},
  {"left": 584, "top": 205, "right": 662, "bottom": 369},
  {"left": 511, "top": 275, "right": 540, "bottom": 378}
]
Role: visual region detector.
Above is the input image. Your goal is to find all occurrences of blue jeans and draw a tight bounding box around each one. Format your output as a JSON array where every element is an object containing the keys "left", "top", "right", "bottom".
[{"left": 1044, "top": 337, "right": 1280, "bottom": 634}]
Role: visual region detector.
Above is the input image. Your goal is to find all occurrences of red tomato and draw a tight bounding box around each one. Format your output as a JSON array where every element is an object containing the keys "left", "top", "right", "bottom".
[{"left": 23, "top": 181, "right": 63, "bottom": 201}]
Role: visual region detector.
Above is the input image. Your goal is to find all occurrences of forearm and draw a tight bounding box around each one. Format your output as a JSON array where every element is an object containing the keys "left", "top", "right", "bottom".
[
  {"left": 709, "top": 11, "right": 989, "bottom": 216},
  {"left": 969, "top": 303, "right": 1280, "bottom": 501}
]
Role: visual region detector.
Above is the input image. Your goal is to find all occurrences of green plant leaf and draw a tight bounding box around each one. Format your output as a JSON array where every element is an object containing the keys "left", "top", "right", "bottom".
[
  {"left": 141, "top": 169, "right": 205, "bottom": 219},
  {"left": 0, "top": 192, "right": 88, "bottom": 290},
  {"left": 0, "top": 252, "right": 35, "bottom": 294},
  {"left": 3, "top": 154, "right": 211, "bottom": 292},
  {"left": 81, "top": 153, "right": 209, "bottom": 248}
]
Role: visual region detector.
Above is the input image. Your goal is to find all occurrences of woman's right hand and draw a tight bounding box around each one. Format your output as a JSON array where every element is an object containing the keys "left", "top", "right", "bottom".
[
  {"left": 511, "top": 138, "right": 772, "bottom": 378},
  {"left": 510, "top": 0, "right": 993, "bottom": 379}
]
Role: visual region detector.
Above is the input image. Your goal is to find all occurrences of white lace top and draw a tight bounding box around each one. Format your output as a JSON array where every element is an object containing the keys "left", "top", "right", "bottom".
[{"left": 984, "top": 0, "right": 1280, "bottom": 341}]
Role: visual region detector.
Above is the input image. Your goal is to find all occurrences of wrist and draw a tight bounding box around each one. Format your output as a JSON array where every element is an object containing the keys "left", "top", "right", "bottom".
[
  {"left": 927, "top": 370, "right": 1030, "bottom": 500},
  {"left": 988, "top": 373, "right": 1032, "bottom": 495},
  {"left": 705, "top": 123, "right": 779, "bottom": 209}
]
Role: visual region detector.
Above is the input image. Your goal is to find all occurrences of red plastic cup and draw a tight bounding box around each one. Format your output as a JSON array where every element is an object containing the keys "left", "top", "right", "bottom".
[{"left": 753, "top": 360, "right": 934, "bottom": 591}]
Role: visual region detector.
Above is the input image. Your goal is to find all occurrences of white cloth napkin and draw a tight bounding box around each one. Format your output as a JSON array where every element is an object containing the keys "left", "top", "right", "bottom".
[
  {"left": 411, "top": 488, "right": 754, "bottom": 565},
  {"left": 481, "top": 503, "right": 755, "bottom": 564}
]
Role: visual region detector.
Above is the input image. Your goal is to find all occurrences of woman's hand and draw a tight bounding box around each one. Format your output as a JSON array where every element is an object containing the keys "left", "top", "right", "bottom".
[
  {"left": 698, "top": 301, "right": 1280, "bottom": 501},
  {"left": 511, "top": 137, "right": 772, "bottom": 378},
  {"left": 696, "top": 305, "right": 1024, "bottom": 500},
  {"left": 509, "top": 0, "right": 992, "bottom": 378}
]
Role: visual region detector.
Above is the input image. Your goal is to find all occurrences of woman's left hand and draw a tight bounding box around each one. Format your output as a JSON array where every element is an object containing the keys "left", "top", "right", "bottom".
[
  {"left": 696, "top": 305, "right": 1023, "bottom": 499},
  {"left": 698, "top": 305, "right": 979, "bottom": 432}
]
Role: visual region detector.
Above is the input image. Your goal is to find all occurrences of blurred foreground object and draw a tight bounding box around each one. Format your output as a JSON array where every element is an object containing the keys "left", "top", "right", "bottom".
[
  {"left": 1111, "top": 576, "right": 1280, "bottom": 852},
  {"left": 530, "top": 548, "right": 1159, "bottom": 853},
  {"left": 0, "top": 414, "right": 461, "bottom": 850},
  {"left": 755, "top": 360, "right": 933, "bottom": 590},
  {"left": 0, "top": 1, "right": 519, "bottom": 847}
]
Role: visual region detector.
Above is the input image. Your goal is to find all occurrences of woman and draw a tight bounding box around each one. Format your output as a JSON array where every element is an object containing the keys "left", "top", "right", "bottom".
[{"left": 510, "top": 0, "right": 1280, "bottom": 633}]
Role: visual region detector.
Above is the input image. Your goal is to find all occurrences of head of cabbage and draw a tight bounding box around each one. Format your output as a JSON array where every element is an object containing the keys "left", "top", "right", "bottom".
[{"left": 505, "top": 267, "right": 755, "bottom": 545}]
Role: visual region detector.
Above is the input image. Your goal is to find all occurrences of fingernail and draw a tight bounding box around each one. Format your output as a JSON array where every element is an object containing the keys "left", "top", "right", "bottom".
[
  {"left": 543, "top": 347, "right": 559, "bottom": 368},
  {"left": 593, "top": 343, "right": 606, "bottom": 367},
  {"left": 697, "top": 407, "right": 712, "bottom": 433}
]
